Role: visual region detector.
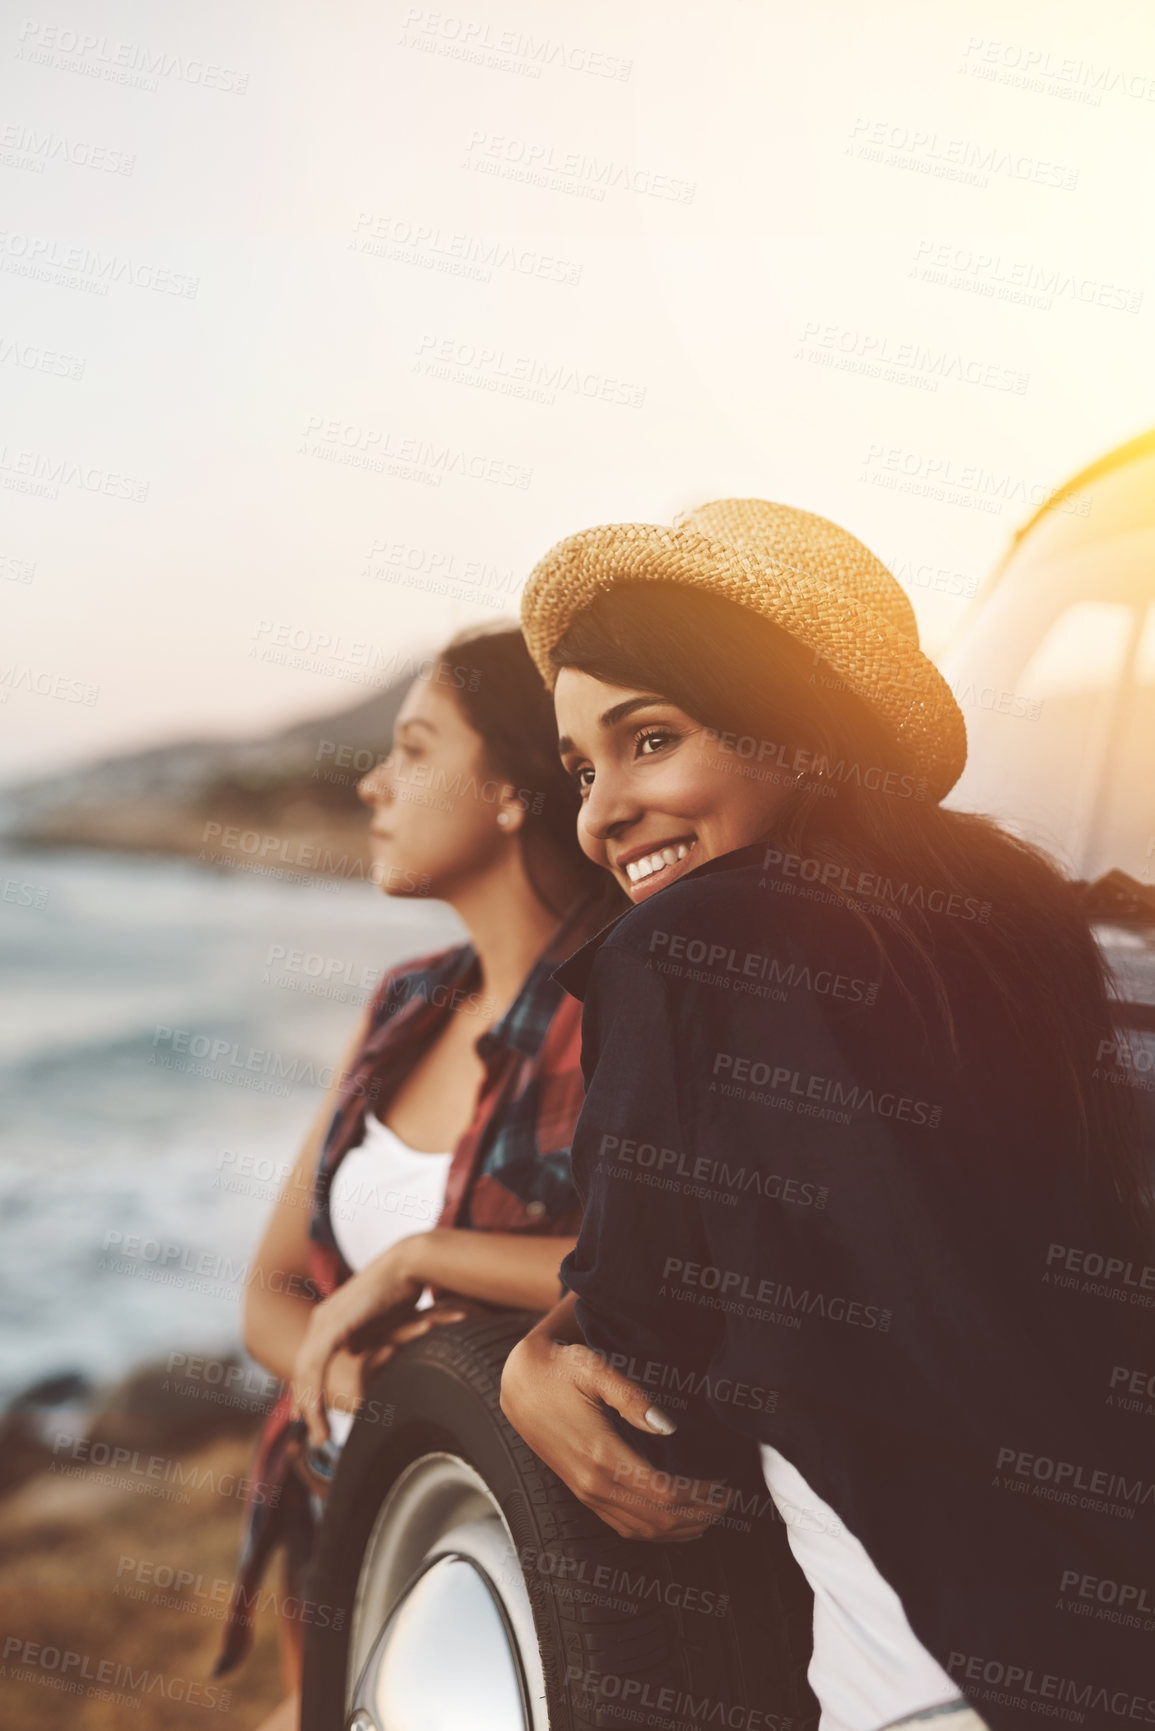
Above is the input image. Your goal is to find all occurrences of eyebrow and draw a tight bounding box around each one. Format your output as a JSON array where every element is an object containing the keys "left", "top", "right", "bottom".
[
  {"left": 395, "top": 717, "right": 438, "bottom": 736},
  {"left": 557, "top": 694, "right": 670, "bottom": 757}
]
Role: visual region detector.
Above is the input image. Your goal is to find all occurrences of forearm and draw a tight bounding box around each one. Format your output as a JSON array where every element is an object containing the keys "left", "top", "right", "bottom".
[
  {"left": 243, "top": 1284, "right": 316, "bottom": 1385},
  {"left": 400, "top": 1229, "right": 577, "bottom": 1313}
]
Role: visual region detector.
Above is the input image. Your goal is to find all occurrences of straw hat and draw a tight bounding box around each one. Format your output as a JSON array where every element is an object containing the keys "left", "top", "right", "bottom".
[{"left": 520, "top": 497, "right": 967, "bottom": 801}]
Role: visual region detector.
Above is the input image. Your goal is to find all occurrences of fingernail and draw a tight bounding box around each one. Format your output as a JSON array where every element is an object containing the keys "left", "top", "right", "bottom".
[{"left": 645, "top": 1405, "right": 677, "bottom": 1435}]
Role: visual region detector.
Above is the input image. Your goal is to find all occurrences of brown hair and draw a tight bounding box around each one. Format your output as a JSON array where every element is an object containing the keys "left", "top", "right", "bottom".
[
  {"left": 551, "top": 582, "right": 1151, "bottom": 1238},
  {"left": 437, "top": 621, "right": 627, "bottom": 927}
]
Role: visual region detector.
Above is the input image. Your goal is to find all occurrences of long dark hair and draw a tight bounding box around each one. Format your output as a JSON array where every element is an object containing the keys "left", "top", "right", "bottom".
[
  {"left": 436, "top": 622, "right": 627, "bottom": 927},
  {"left": 550, "top": 582, "right": 1151, "bottom": 1236}
]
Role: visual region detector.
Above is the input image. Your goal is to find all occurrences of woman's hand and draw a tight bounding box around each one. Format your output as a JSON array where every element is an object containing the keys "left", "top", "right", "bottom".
[
  {"left": 317, "top": 1311, "right": 471, "bottom": 1422},
  {"left": 291, "top": 1242, "right": 447, "bottom": 1444},
  {"left": 500, "top": 1328, "right": 730, "bottom": 1542},
  {"left": 320, "top": 1345, "right": 373, "bottom": 1417}
]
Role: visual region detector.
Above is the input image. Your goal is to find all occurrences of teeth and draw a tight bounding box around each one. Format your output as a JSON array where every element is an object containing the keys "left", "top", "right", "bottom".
[{"left": 625, "top": 840, "right": 692, "bottom": 884}]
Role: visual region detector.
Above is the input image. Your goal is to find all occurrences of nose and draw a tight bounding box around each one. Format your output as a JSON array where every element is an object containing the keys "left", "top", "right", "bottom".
[
  {"left": 357, "top": 757, "right": 393, "bottom": 808},
  {"left": 580, "top": 770, "right": 640, "bottom": 853}
]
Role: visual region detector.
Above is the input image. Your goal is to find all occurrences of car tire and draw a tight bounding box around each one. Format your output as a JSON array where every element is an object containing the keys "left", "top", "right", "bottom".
[{"left": 301, "top": 1311, "right": 817, "bottom": 1731}]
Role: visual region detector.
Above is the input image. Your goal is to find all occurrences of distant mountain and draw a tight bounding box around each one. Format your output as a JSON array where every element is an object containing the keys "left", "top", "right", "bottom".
[{"left": 0, "top": 679, "right": 411, "bottom": 859}]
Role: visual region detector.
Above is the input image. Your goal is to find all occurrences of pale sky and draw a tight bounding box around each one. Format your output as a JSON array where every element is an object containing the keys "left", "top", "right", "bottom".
[{"left": 3, "top": 0, "right": 1154, "bottom": 780}]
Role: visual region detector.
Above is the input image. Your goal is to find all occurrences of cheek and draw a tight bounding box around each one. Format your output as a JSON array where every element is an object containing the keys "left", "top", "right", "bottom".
[{"left": 664, "top": 753, "right": 728, "bottom": 818}]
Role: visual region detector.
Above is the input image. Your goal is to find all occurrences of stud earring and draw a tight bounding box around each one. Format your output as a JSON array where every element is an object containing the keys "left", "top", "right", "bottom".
[{"left": 497, "top": 812, "right": 511, "bottom": 826}]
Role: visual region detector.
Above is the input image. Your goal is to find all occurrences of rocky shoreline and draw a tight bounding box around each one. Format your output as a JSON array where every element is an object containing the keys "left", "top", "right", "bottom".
[{"left": 0, "top": 1356, "right": 285, "bottom": 1729}]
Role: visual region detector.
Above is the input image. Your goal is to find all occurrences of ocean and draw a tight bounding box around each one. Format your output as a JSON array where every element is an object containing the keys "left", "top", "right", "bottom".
[
  {"left": 0, "top": 847, "right": 463, "bottom": 1409},
  {"left": 3, "top": 847, "right": 1153, "bottom": 1413}
]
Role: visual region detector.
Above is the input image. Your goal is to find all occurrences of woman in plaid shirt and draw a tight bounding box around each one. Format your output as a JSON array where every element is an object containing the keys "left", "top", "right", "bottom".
[{"left": 216, "top": 624, "right": 624, "bottom": 1726}]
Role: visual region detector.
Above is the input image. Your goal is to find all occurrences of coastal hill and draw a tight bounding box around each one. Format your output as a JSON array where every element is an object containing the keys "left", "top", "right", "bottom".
[{"left": 0, "top": 679, "right": 411, "bottom": 868}]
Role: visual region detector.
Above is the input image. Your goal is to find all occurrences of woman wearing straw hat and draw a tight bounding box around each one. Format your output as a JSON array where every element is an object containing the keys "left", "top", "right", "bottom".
[{"left": 499, "top": 500, "right": 1155, "bottom": 1731}]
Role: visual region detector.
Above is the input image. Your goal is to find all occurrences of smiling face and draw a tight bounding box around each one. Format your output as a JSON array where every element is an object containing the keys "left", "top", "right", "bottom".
[{"left": 554, "top": 667, "right": 794, "bottom": 905}]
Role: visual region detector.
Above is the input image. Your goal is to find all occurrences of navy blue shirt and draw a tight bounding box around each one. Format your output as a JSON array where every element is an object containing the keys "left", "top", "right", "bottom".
[{"left": 552, "top": 841, "right": 1155, "bottom": 1731}]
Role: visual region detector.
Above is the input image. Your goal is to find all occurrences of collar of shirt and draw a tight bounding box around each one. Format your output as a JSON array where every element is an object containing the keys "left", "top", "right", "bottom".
[
  {"left": 474, "top": 884, "right": 615, "bottom": 1059},
  {"left": 550, "top": 840, "right": 771, "bottom": 1003}
]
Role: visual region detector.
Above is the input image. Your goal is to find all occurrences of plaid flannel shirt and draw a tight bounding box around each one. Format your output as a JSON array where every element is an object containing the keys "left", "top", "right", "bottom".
[{"left": 214, "top": 888, "right": 613, "bottom": 1675}]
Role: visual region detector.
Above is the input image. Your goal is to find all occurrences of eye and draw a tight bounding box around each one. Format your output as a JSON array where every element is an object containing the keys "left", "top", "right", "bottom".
[
  {"left": 635, "top": 725, "right": 678, "bottom": 757},
  {"left": 568, "top": 763, "right": 594, "bottom": 796}
]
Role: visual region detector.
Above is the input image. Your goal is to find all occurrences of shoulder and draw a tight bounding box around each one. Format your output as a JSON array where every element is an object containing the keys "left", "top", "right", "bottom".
[
  {"left": 586, "top": 858, "right": 900, "bottom": 1054},
  {"left": 600, "top": 853, "right": 866, "bottom": 969}
]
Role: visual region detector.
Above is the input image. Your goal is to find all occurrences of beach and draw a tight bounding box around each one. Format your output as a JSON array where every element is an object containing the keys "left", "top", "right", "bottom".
[{"left": 0, "top": 845, "right": 463, "bottom": 1725}]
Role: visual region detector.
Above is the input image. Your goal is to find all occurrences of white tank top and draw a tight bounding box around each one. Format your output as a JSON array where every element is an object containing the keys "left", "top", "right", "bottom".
[
  {"left": 329, "top": 1113, "right": 454, "bottom": 1275},
  {"left": 759, "top": 1444, "right": 965, "bottom": 1731},
  {"left": 323, "top": 1116, "right": 455, "bottom": 1449}
]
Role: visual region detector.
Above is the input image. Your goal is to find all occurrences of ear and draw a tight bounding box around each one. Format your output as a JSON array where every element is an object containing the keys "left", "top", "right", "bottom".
[{"left": 495, "top": 793, "right": 527, "bottom": 835}]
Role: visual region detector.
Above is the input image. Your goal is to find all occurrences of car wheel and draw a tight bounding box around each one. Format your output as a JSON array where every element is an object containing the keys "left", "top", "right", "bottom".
[{"left": 301, "top": 1312, "right": 817, "bottom": 1731}]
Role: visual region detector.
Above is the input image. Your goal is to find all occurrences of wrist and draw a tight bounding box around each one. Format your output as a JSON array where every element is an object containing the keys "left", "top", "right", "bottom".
[{"left": 391, "top": 1231, "right": 431, "bottom": 1286}]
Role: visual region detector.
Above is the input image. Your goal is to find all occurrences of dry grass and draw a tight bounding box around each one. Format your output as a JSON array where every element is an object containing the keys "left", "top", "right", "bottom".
[{"left": 0, "top": 1434, "right": 288, "bottom": 1730}]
